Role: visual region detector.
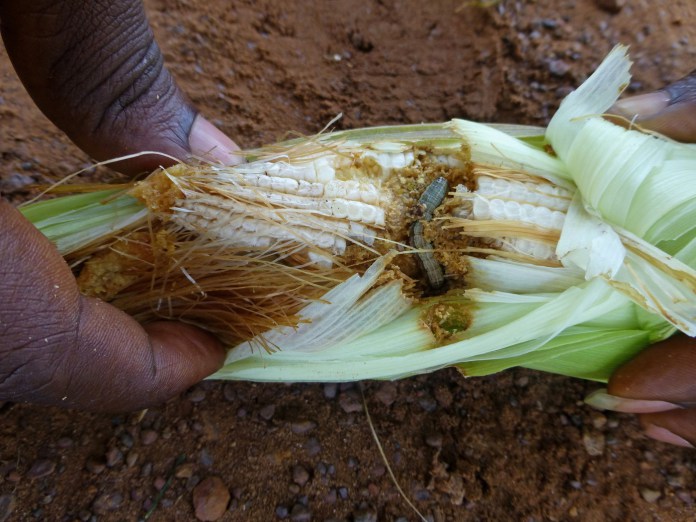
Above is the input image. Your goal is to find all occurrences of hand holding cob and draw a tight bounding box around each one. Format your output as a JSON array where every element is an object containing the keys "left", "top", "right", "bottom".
[
  {"left": 0, "top": 0, "right": 236, "bottom": 411},
  {"left": 0, "top": 3, "right": 694, "bottom": 458}
]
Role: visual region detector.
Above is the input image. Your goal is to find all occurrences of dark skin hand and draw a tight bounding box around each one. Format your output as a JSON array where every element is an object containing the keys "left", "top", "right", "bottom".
[
  {"left": 599, "top": 70, "right": 696, "bottom": 447},
  {"left": 0, "top": 0, "right": 239, "bottom": 411}
]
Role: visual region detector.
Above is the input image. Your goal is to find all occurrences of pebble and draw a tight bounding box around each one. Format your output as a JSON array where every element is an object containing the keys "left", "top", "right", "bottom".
[
  {"left": 640, "top": 488, "right": 662, "bottom": 503},
  {"left": 176, "top": 463, "right": 196, "bottom": 479},
  {"left": 548, "top": 59, "right": 571, "bottom": 77},
  {"left": 0, "top": 494, "right": 15, "bottom": 522},
  {"left": 223, "top": 383, "right": 237, "bottom": 402},
  {"left": 193, "top": 476, "right": 230, "bottom": 521},
  {"left": 515, "top": 376, "right": 529, "bottom": 387},
  {"left": 339, "top": 391, "right": 363, "bottom": 413},
  {"left": 293, "top": 465, "right": 311, "bottom": 487},
  {"left": 126, "top": 452, "right": 139, "bottom": 468},
  {"left": 199, "top": 449, "right": 214, "bottom": 469},
  {"left": 582, "top": 431, "right": 605, "bottom": 457},
  {"left": 275, "top": 504, "right": 290, "bottom": 518},
  {"left": 91, "top": 492, "right": 123, "bottom": 514},
  {"left": 26, "top": 459, "right": 55, "bottom": 479},
  {"left": 323, "top": 383, "right": 338, "bottom": 399},
  {"left": 119, "top": 433, "right": 134, "bottom": 449},
  {"left": 289, "top": 503, "right": 312, "bottom": 522},
  {"left": 0, "top": 172, "right": 33, "bottom": 192},
  {"left": 353, "top": 509, "right": 378, "bottom": 522},
  {"left": 188, "top": 387, "right": 207, "bottom": 403},
  {"left": 85, "top": 458, "right": 105, "bottom": 475},
  {"left": 338, "top": 487, "right": 349, "bottom": 499},
  {"left": 56, "top": 437, "right": 74, "bottom": 449},
  {"left": 375, "top": 383, "right": 397, "bottom": 406},
  {"left": 418, "top": 394, "right": 437, "bottom": 413},
  {"left": 291, "top": 420, "right": 317, "bottom": 435},
  {"left": 677, "top": 491, "right": 693, "bottom": 504},
  {"left": 591, "top": 413, "right": 607, "bottom": 430},
  {"left": 154, "top": 476, "right": 167, "bottom": 491},
  {"left": 595, "top": 0, "right": 625, "bottom": 13},
  {"left": 259, "top": 404, "right": 276, "bottom": 420},
  {"left": 414, "top": 489, "right": 430, "bottom": 501},
  {"left": 424, "top": 432, "right": 443, "bottom": 448},
  {"left": 105, "top": 448, "right": 124, "bottom": 468},
  {"left": 304, "top": 437, "right": 322, "bottom": 456},
  {"left": 141, "top": 430, "right": 159, "bottom": 446},
  {"left": 140, "top": 462, "right": 153, "bottom": 478}
]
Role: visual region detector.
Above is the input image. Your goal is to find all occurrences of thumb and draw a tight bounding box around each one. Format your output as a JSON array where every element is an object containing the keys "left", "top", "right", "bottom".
[
  {"left": 0, "top": 199, "right": 225, "bottom": 412},
  {"left": 67, "top": 300, "right": 226, "bottom": 412}
]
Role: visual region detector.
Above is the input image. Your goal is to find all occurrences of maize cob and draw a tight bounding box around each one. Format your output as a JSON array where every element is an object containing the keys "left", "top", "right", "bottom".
[{"left": 22, "top": 46, "right": 696, "bottom": 383}]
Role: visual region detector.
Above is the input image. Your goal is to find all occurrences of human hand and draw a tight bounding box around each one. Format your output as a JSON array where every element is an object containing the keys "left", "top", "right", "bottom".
[
  {"left": 586, "top": 70, "right": 696, "bottom": 446},
  {"left": 0, "top": 1, "right": 238, "bottom": 411}
]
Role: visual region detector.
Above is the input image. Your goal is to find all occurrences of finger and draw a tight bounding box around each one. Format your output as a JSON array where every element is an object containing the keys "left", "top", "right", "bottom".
[
  {"left": 0, "top": 1, "right": 240, "bottom": 174},
  {"left": 639, "top": 409, "right": 696, "bottom": 448},
  {"left": 611, "top": 70, "right": 696, "bottom": 142},
  {"left": 607, "top": 335, "right": 696, "bottom": 408},
  {"left": 64, "top": 300, "right": 226, "bottom": 412},
  {"left": 0, "top": 200, "right": 225, "bottom": 411}
]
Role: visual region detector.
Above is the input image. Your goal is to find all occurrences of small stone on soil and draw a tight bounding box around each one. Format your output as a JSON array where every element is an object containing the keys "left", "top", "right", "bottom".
[
  {"left": 289, "top": 503, "right": 312, "bottom": 522},
  {"left": 222, "top": 383, "right": 237, "bottom": 402},
  {"left": 126, "top": 452, "right": 139, "bottom": 468},
  {"left": 141, "top": 429, "right": 159, "bottom": 446},
  {"left": 582, "top": 431, "right": 605, "bottom": 457},
  {"left": 339, "top": 391, "right": 363, "bottom": 413},
  {"left": 85, "top": 458, "right": 105, "bottom": 475},
  {"left": 353, "top": 509, "right": 378, "bottom": 522},
  {"left": 304, "top": 437, "right": 322, "bottom": 456},
  {"left": 26, "top": 459, "right": 55, "bottom": 479},
  {"left": 640, "top": 488, "right": 662, "bottom": 503},
  {"left": 193, "top": 476, "right": 230, "bottom": 521},
  {"left": 0, "top": 494, "right": 15, "bottom": 522},
  {"left": 323, "top": 383, "right": 338, "bottom": 399},
  {"left": 275, "top": 504, "right": 289, "bottom": 518},
  {"left": 260, "top": 404, "right": 276, "bottom": 420},
  {"left": 188, "top": 387, "right": 207, "bottom": 403},
  {"left": 292, "top": 465, "right": 311, "bottom": 486},
  {"left": 375, "top": 383, "right": 397, "bottom": 406},
  {"left": 291, "top": 420, "right": 317, "bottom": 435},
  {"left": 105, "top": 448, "right": 123, "bottom": 467},
  {"left": 176, "top": 463, "right": 196, "bottom": 479},
  {"left": 595, "top": 0, "right": 625, "bottom": 13},
  {"left": 91, "top": 492, "right": 123, "bottom": 514}
]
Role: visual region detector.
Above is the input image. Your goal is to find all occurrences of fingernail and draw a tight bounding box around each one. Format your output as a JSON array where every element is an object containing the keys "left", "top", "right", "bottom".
[
  {"left": 188, "top": 115, "right": 242, "bottom": 165},
  {"left": 644, "top": 424, "right": 694, "bottom": 448},
  {"left": 611, "top": 92, "right": 671, "bottom": 120},
  {"left": 585, "top": 389, "right": 682, "bottom": 414}
]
